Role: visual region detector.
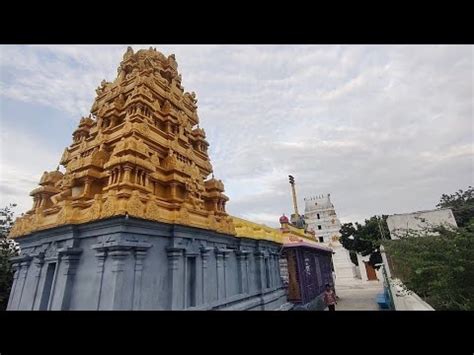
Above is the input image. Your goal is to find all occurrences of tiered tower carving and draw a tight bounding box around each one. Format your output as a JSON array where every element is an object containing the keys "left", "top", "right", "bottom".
[{"left": 9, "top": 47, "right": 235, "bottom": 237}]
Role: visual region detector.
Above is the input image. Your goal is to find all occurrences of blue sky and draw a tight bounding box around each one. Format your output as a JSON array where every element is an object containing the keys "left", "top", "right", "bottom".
[{"left": 0, "top": 45, "right": 472, "bottom": 227}]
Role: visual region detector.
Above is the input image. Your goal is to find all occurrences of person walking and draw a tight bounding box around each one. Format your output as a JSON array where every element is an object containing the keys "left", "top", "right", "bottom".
[{"left": 324, "top": 283, "right": 337, "bottom": 311}]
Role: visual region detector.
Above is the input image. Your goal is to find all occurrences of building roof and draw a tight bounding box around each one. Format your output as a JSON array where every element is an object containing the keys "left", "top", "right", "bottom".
[
  {"left": 388, "top": 208, "right": 454, "bottom": 217},
  {"left": 283, "top": 242, "right": 333, "bottom": 253},
  {"left": 232, "top": 216, "right": 281, "bottom": 243},
  {"left": 231, "top": 215, "right": 323, "bottom": 246}
]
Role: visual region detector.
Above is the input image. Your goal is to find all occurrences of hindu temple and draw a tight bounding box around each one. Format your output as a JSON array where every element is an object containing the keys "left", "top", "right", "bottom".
[{"left": 7, "top": 47, "right": 289, "bottom": 310}]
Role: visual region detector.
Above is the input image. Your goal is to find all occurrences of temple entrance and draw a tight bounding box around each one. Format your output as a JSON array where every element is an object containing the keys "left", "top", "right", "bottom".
[{"left": 364, "top": 261, "right": 378, "bottom": 281}]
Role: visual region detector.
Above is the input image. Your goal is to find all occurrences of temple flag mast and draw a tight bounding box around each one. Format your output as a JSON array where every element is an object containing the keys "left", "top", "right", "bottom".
[{"left": 288, "top": 175, "right": 299, "bottom": 216}]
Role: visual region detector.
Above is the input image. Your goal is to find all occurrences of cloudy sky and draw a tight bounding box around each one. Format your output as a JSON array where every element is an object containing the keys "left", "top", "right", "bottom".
[{"left": 0, "top": 45, "right": 472, "bottom": 227}]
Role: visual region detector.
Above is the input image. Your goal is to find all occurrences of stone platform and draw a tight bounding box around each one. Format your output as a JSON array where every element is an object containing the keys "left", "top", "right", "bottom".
[{"left": 7, "top": 216, "right": 287, "bottom": 310}]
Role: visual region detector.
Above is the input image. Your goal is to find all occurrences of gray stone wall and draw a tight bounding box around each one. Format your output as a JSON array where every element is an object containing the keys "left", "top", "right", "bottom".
[
  {"left": 292, "top": 293, "right": 326, "bottom": 311},
  {"left": 7, "top": 216, "right": 287, "bottom": 310},
  {"left": 387, "top": 208, "right": 458, "bottom": 239}
]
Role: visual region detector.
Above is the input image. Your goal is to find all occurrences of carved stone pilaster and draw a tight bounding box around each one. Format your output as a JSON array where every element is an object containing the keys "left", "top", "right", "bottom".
[
  {"left": 123, "top": 165, "right": 133, "bottom": 183},
  {"left": 183, "top": 250, "right": 198, "bottom": 308},
  {"left": 15, "top": 255, "right": 33, "bottom": 309},
  {"left": 59, "top": 248, "right": 82, "bottom": 275},
  {"left": 254, "top": 249, "right": 265, "bottom": 292},
  {"left": 271, "top": 251, "right": 281, "bottom": 289},
  {"left": 109, "top": 247, "right": 132, "bottom": 309},
  {"left": 93, "top": 247, "right": 107, "bottom": 310},
  {"left": 270, "top": 254, "right": 277, "bottom": 288},
  {"left": 236, "top": 249, "right": 250, "bottom": 294},
  {"left": 109, "top": 249, "right": 130, "bottom": 272},
  {"left": 166, "top": 247, "right": 185, "bottom": 309},
  {"left": 7, "top": 260, "right": 22, "bottom": 310},
  {"left": 214, "top": 247, "right": 232, "bottom": 300},
  {"left": 92, "top": 239, "right": 151, "bottom": 310},
  {"left": 200, "top": 246, "right": 212, "bottom": 304},
  {"left": 57, "top": 247, "right": 82, "bottom": 310},
  {"left": 167, "top": 247, "right": 183, "bottom": 271},
  {"left": 214, "top": 247, "right": 224, "bottom": 300},
  {"left": 31, "top": 252, "right": 45, "bottom": 310},
  {"left": 83, "top": 177, "right": 92, "bottom": 197},
  {"left": 200, "top": 247, "right": 212, "bottom": 268},
  {"left": 222, "top": 249, "right": 232, "bottom": 299},
  {"left": 169, "top": 183, "right": 178, "bottom": 200},
  {"left": 132, "top": 248, "right": 150, "bottom": 310}
]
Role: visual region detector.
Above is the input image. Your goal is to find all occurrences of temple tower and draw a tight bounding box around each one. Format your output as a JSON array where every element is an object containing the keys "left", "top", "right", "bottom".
[
  {"left": 304, "top": 194, "right": 355, "bottom": 283},
  {"left": 6, "top": 47, "right": 287, "bottom": 310},
  {"left": 304, "top": 194, "right": 341, "bottom": 243},
  {"left": 9, "top": 46, "right": 235, "bottom": 238}
]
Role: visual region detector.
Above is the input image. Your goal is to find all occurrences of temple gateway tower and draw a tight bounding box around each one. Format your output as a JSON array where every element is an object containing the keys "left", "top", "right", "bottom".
[
  {"left": 304, "top": 194, "right": 356, "bottom": 283},
  {"left": 7, "top": 47, "right": 287, "bottom": 310},
  {"left": 9, "top": 47, "right": 234, "bottom": 237}
]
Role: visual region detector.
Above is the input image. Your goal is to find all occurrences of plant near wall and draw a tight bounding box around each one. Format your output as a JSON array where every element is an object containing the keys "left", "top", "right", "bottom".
[
  {"left": 0, "top": 204, "right": 20, "bottom": 310},
  {"left": 339, "top": 215, "right": 389, "bottom": 269},
  {"left": 436, "top": 185, "right": 474, "bottom": 228},
  {"left": 349, "top": 251, "right": 359, "bottom": 266},
  {"left": 384, "top": 221, "right": 474, "bottom": 310}
]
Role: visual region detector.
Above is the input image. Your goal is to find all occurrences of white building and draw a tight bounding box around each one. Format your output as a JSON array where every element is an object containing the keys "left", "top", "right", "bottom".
[
  {"left": 386, "top": 208, "right": 458, "bottom": 239},
  {"left": 304, "top": 194, "right": 341, "bottom": 243},
  {"left": 304, "top": 194, "right": 356, "bottom": 283}
]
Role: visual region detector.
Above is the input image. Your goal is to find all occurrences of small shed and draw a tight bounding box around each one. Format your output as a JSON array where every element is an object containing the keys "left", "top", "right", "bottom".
[{"left": 282, "top": 242, "right": 334, "bottom": 306}]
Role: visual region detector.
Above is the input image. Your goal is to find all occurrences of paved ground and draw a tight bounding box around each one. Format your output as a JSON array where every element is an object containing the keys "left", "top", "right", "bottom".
[{"left": 332, "top": 280, "right": 384, "bottom": 311}]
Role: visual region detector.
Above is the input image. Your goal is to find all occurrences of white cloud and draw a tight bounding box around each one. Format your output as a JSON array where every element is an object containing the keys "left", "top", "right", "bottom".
[{"left": 0, "top": 125, "right": 61, "bottom": 213}]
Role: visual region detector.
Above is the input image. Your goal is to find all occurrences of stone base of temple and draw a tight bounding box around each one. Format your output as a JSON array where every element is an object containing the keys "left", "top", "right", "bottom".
[
  {"left": 293, "top": 294, "right": 326, "bottom": 311},
  {"left": 7, "top": 216, "right": 286, "bottom": 311},
  {"left": 213, "top": 288, "right": 288, "bottom": 310},
  {"left": 291, "top": 293, "right": 327, "bottom": 311}
]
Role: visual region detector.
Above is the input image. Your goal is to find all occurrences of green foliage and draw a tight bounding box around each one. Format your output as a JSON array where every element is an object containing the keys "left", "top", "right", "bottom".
[
  {"left": 349, "top": 251, "right": 359, "bottom": 266},
  {"left": 436, "top": 185, "right": 474, "bottom": 228},
  {"left": 0, "top": 204, "right": 20, "bottom": 310},
  {"left": 339, "top": 215, "right": 389, "bottom": 268},
  {"left": 384, "top": 221, "right": 474, "bottom": 310}
]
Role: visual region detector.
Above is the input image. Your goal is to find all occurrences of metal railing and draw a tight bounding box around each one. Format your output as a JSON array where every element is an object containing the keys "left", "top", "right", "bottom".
[{"left": 381, "top": 264, "right": 395, "bottom": 310}]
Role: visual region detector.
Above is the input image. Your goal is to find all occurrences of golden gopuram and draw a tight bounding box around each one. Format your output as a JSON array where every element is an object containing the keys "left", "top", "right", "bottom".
[
  {"left": 9, "top": 47, "right": 236, "bottom": 238},
  {"left": 5, "top": 46, "right": 336, "bottom": 312}
]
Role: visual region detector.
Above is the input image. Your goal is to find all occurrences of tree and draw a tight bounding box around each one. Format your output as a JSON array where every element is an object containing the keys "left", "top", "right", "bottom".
[
  {"left": 384, "top": 221, "right": 474, "bottom": 310},
  {"left": 0, "top": 204, "right": 20, "bottom": 310},
  {"left": 437, "top": 185, "right": 474, "bottom": 228},
  {"left": 339, "top": 215, "right": 390, "bottom": 269}
]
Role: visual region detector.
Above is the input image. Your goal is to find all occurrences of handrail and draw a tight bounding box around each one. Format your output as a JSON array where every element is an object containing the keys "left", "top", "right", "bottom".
[{"left": 381, "top": 265, "right": 395, "bottom": 310}]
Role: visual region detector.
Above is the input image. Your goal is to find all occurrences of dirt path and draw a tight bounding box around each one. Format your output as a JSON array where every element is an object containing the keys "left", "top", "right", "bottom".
[{"left": 332, "top": 280, "right": 383, "bottom": 311}]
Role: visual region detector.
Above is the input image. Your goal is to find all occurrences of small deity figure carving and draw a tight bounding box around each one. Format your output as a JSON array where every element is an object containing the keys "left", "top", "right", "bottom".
[
  {"left": 96, "top": 79, "right": 109, "bottom": 96},
  {"left": 177, "top": 112, "right": 187, "bottom": 127},
  {"left": 115, "top": 93, "right": 125, "bottom": 107},
  {"left": 168, "top": 54, "right": 177, "bottom": 67},
  {"left": 123, "top": 46, "right": 134, "bottom": 60},
  {"left": 162, "top": 100, "right": 171, "bottom": 113}
]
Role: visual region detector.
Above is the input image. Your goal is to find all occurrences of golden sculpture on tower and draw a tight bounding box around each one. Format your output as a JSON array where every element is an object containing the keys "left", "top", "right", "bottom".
[{"left": 9, "top": 47, "right": 235, "bottom": 237}]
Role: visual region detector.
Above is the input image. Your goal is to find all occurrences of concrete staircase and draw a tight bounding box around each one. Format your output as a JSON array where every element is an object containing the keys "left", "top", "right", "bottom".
[{"left": 330, "top": 243, "right": 358, "bottom": 284}]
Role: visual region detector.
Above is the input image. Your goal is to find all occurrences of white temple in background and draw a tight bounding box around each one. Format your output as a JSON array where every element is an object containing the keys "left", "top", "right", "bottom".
[{"left": 304, "top": 194, "right": 356, "bottom": 283}]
